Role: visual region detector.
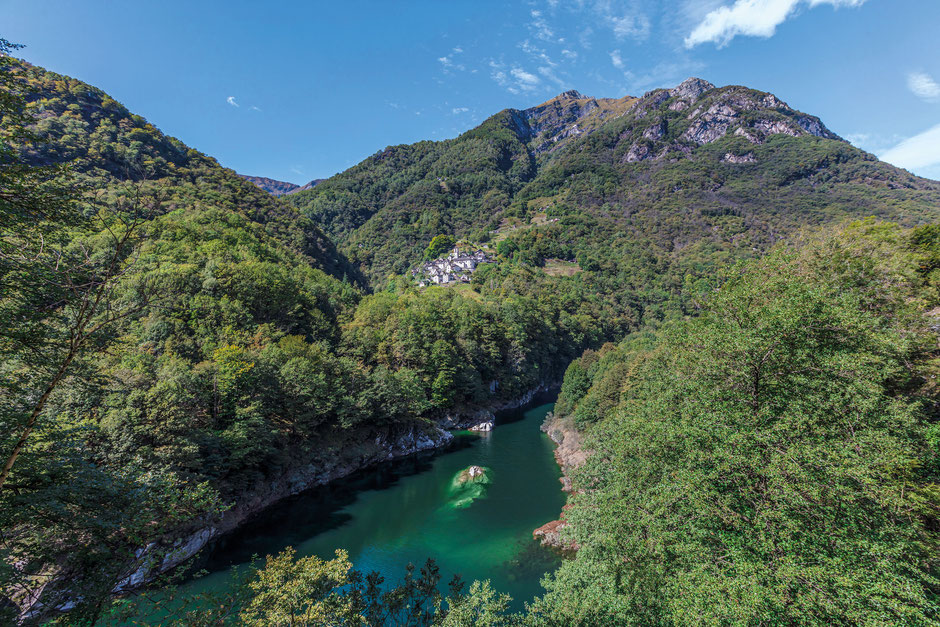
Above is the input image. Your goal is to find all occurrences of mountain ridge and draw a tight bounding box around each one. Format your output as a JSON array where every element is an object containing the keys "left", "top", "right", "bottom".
[
  {"left": 239, "top": 174, "right": 324, "bottom": 197},
  {"left": 288, "top": 77, "right": 939, "bottom": 282}
]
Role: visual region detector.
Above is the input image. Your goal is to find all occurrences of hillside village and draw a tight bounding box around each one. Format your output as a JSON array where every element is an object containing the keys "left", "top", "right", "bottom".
[{"left": 412, "top": 246, "right": 494, "bottom": 286}]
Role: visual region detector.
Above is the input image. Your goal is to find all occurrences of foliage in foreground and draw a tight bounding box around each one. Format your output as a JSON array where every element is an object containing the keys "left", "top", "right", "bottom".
[
  {"left": 105, "top": 548, "right": 513, "bottom": 627},
  {"left": 536, "top": 222, "right": 940, "bottom": 625}
]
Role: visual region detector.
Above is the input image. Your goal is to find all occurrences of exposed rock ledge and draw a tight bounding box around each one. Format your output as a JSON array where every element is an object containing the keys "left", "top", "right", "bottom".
[
  {"left": 533, "top": 411, "right": 589, "bottom": 552},
  {"left": 119, "top": 423, "right": 453, "bottom": 591}
]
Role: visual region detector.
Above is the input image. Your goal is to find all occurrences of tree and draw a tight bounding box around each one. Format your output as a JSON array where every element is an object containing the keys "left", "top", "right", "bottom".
[
  {"left": 239, "top": 548, "right": 360, "bottom": 626},
  {"left": 0, "top": 186, "right": 157, "bottom": 489},
  {"left": 425, "top": 234, "right": 456, "bottom": 260},
  {"left": 536, "top": 225, "right": 940, "bottom": 625}
]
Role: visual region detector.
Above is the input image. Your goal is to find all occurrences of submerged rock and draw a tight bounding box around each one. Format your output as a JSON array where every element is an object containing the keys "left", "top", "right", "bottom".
[{"left": 447, "top": 465, "right": 491, "bottom": 509}]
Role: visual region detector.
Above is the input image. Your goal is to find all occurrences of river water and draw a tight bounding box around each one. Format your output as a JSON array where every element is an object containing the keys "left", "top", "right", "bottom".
[{"left": 175, "top": 396, "right": 566, "bottom": 613}]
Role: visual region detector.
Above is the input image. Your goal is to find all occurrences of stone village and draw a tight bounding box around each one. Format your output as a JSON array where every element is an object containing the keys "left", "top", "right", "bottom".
[{"left": 412, "top": 246, "right": 495, "bottom": 287}]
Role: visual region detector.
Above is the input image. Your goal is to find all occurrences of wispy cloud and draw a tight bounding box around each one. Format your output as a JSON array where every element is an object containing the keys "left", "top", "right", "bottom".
[
  {"left": 591, "top": 1, "right": 651, "bottom": 42},
  {"left": 226, "top": 96, "right": 239, "bottom": 107},
  {"left": 685, "top": 0, "right": 867, "bottom": 48},
  {"left": 880, "top": 123, "right": 940, "bottom": 175},
  {"left": 490, "top": 60, "right": 542, "bottom": 94},
  {"left": 438, "top": 46, "right": 466, "bottom": 73},
  {"left": 610, "top": 49, "right": 625, "bottom": 69},
  {"left": 530, "top": 9, "right": 556, "bottom": 41},
  {"left": 438, "top": 56, "right": 465, "bottom": 72},
  {"left": 249, "top": 105, "right": 262, "bottom": 112},
  {"left": 908, "top": 71, "right": 940, "bottom": 102},
  {"left": 611, "top": 14, "right": 651, "bottom": 41},
  {"left": 452, "top": 107, "right": 469, "bottom": 114},
  {"left": 511, "top": 67, "right": 541, "bottom": 89}
]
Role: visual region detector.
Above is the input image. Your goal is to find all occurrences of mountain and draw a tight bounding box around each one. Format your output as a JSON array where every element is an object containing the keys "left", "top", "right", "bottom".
[
  {"left": 4, "top": 58, "right": 626, "bottom": 619},
  {"left": 239, "top": 174, "right": 300, "bottom": 196},
  {"left": 9, "top": 60, "right": 358, "bottom": 284},
  {"left": 289, "top": 78, "right": 940, "bottom": 283},
  {"left": 294, "top": 178, "right": 324, "bottom": 193},
  {"left": 239, "top": 174, "right": 324, "bottom": 196}
]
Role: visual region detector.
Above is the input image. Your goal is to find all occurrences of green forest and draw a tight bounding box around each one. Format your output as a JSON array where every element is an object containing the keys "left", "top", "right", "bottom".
[{"left": 1, "top": 36, "right": 939, "bottom": 626}]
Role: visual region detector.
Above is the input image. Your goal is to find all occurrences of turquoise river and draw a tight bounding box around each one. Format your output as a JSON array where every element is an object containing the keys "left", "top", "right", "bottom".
[{"left": 173, "top": 396, "right": 567, "bottom": 613}]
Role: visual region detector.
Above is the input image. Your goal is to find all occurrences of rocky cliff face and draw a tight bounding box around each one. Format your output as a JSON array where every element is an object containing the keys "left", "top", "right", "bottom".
[
  {"left": 112, "top": 384, "right": 557, "bottom": 598},
  {"left": 620, "top": 77, "right": 839, "bottom": 164},
  {"left": 118, "top": 422, "right": 453, "bottom": 592},
  {"left": 507, "top": 90, "right": 637, "bottom": 156},
  {"left": 502, "top": 77, "right": 837, "bottom": 165}
]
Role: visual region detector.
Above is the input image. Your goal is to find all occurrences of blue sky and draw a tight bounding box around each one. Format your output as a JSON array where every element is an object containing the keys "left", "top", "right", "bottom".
[{"left": 3, "top": 0, "right": 939, "bottom": 182}]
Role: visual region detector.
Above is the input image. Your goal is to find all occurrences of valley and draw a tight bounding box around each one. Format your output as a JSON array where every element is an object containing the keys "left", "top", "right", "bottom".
[{"left": 1, "top": 35, "right": 939, "bottom": 626}]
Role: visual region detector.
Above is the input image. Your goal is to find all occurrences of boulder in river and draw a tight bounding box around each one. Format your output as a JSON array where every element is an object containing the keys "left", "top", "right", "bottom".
[{"left": 456, "top": 465, "right": 488, "bottom": 484}]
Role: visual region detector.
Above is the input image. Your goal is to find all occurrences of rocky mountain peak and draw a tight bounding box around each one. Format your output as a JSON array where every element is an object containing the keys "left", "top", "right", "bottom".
[
  {"left": 622, "top": 81, "right": 841, "bottom": 164},
  {"left": 669, "top": 77, "right": 715, "bottom": 102},
  {"left": 555, "top": 89, "right": 586, "bottom": 101}
]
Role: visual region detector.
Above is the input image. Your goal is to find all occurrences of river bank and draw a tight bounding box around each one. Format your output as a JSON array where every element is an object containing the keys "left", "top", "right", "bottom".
[
  {"left": 144, "top": 395, "right": 568, "bottom": 616},
  {"left": 533, "top": 411, "right": 589, "bottom": 551},
  {"left": 120, "top": 383, "right": 560, "bottom": 591}
]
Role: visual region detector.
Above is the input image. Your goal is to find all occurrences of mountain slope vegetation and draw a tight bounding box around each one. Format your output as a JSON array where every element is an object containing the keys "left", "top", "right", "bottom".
[
  {"left": 0, "top": 57, "right": 612, "bottom": 621},
  {"left": 290, "top": 79, "right": 940, "bottom": 298},
  {"left": 539, "top": 222, "right": 940, "bottom": 625},
  {"left": 2, "top": 48, "right": 939, "bottom": 625}
]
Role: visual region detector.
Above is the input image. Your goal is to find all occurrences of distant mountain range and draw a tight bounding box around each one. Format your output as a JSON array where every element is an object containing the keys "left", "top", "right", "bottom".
[{"left": 239, "top": 174, "right": 324, "bottom": 196}]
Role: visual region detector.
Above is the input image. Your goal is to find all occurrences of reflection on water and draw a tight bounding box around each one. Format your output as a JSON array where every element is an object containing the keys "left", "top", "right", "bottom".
[{"left": 177, "top": 394, "right": 565, "bottom": 612}]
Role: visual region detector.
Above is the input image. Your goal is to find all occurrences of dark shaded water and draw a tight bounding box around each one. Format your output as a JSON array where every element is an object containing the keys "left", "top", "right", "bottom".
[{"left": 176, "top": 397, "right": 566, "bottom": 612}]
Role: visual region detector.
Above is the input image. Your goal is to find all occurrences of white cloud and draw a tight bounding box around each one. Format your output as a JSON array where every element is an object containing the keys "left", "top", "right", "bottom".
[
  {"left": 520, "top": 39, "right": 559, "bottom": 70},
  {"left": 880, "top": 123, "right": 940, "bottom": 175},
  {"left": 908, "top": 71, "right": 940, "bottom": 102},
  {"left": 561, "top": 48, "right": 578, "bottom": 59},
  {"left": 438, "top": 54, "right": 465, "bottom": 72},
  {"left": 511, "top": 67, "right": 541, "bottom": 89},
  {"left": 587, "top": 1, "right": 650, "bottom": 42},
  {"left": 249, "top": 105, "right": 262, "bottom": 112},
  {"left": 843, "top": 132, "right": 870, "bottom": 146},
  {"left": 452, "top": 107, "right": 469, "bottom": 114},
  {"left": 610, "top": 49, "right": 625, "bottom": 69},
  {"left": 685, "top": 0, "right": 867, "bottom": 48},
  {"left": 226, "top": 96, "right": 239, "bottom": 107},
  {"left": 491, "top": 60, "right": 543, "bottom": 94},
  {"left": 452, "top": 46, "right": 464, "bottom": 53},
  {"left": 538, "top": 65, "right": 566, "bottom": 87}
]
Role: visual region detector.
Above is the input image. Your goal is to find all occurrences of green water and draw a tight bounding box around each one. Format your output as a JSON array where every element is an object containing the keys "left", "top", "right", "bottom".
[{"left": 179, "top": 398, "right": 566, "bottom": 612}]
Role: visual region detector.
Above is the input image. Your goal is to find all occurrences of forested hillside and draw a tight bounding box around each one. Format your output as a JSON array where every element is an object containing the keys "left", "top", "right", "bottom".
[
  {"left": 2, "top": 47, "right": 939, "bottom": 625},
  {"left": 540, "top": 222, "right": 940, "bottom": 624},
  {"left": 0, "top": 57, "right": 615, "bottom": 622}
]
